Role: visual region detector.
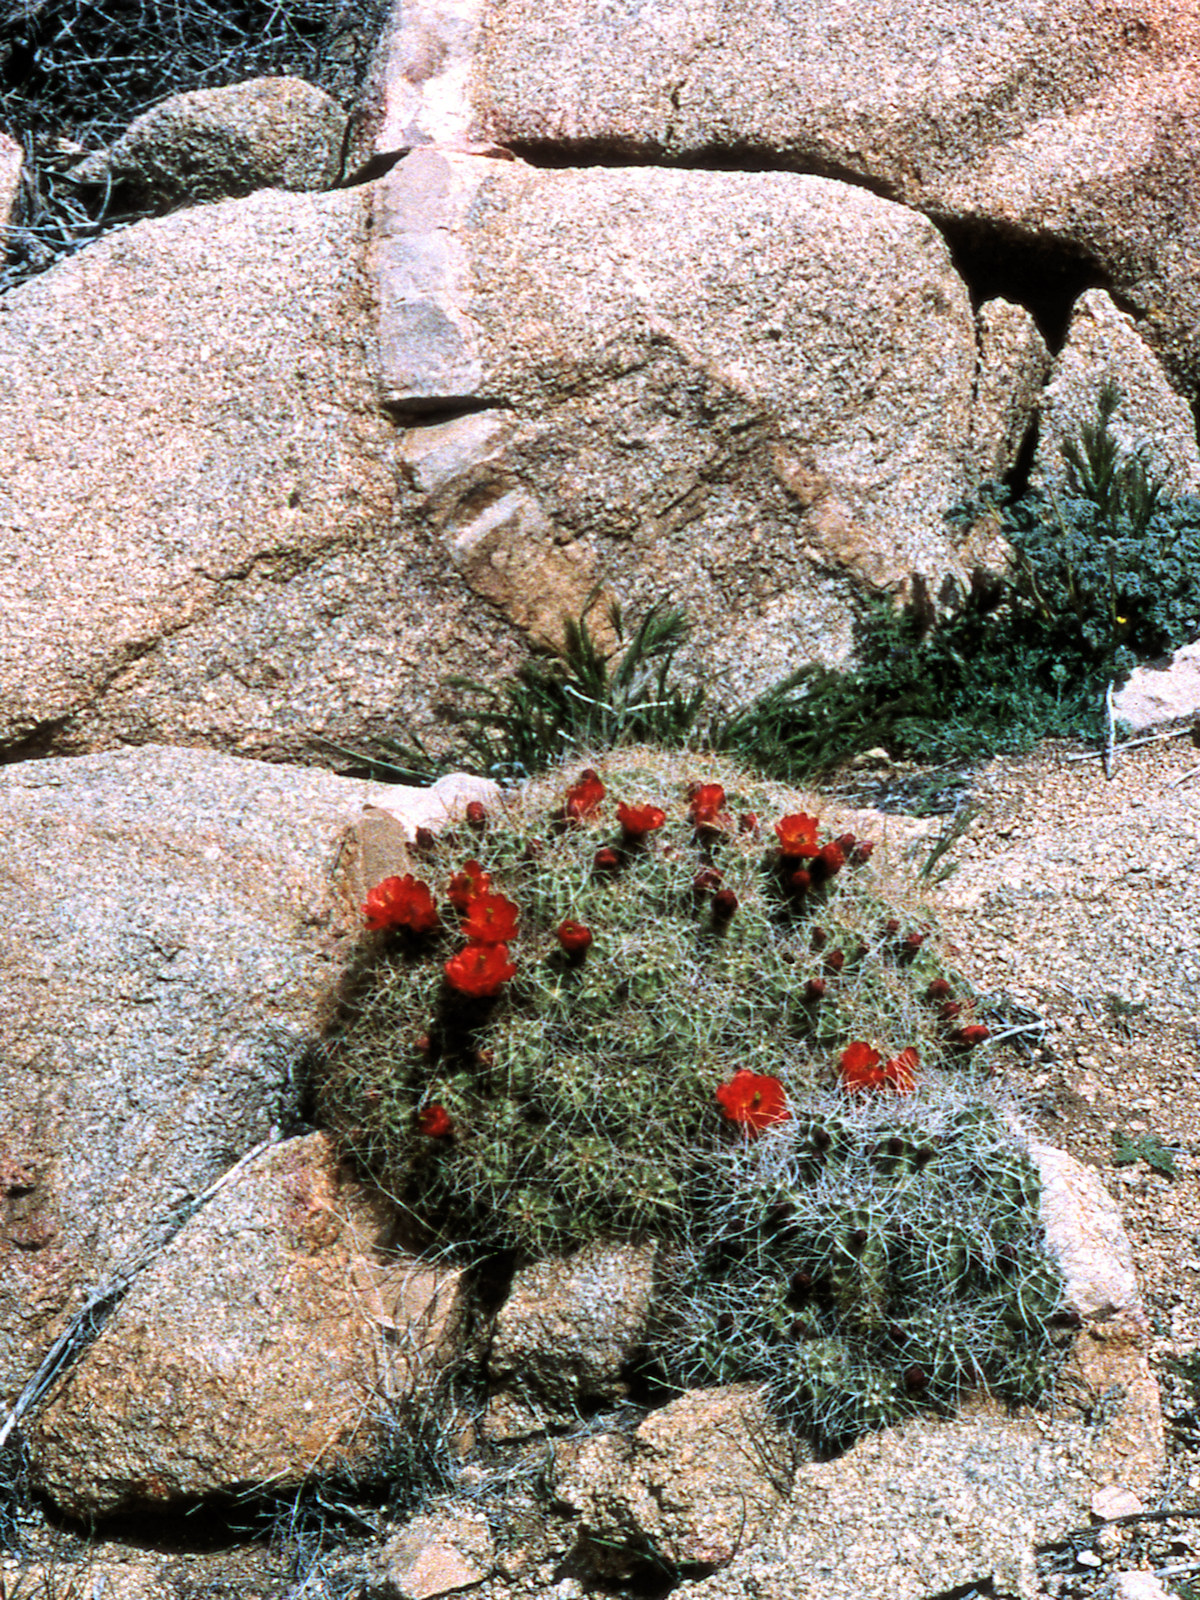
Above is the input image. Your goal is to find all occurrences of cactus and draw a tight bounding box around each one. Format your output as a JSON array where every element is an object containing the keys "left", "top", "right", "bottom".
[{"left": 318, "top": 751, "right": 1065, "bottom": 1449}]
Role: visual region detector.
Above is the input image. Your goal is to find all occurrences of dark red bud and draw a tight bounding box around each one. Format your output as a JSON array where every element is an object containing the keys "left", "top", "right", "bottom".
[
  {"left": 788, "top": 868, "right": 811, "bottom": 894},
  {"left": 804, "top": 977, "right": 826, "bottom": 1003},
  {"left": 739, "top": 811, "right": 760, "bottom": 836},
  {"left": 692, "top": 867, "right": 723, "bottom": 896},
  {"left": 883, "top": 919, "right": 901, "bottom": 936},
  {"left": 849, "top": 840, "right": 875, "bottom": 865},
  {"left": 926, "top": 979, "right": 953, "bottom": 1001},
  {"left": 834, "top": 833, "right": 857, "bottom": 852},
  {"left": 414, "top": 826, "right": 437, "bottom": 853},
  {"left": 465, "top": 800, "right": 488, "bottom": 830},
  {"left": 903, "top": 1363, "right": 928, "bottom": 1394},
  {"left": 810, "top": 927, "right": 828, "bottom": 950},
  {"left": 823, "top": 949, "right": 845, "bottom": 974},
  {"left": 712, "top": 888, "right": 739, "bottom": 919},
  {"left": 939, "top": 1000, "right": 964, "bottom": 1021},
  {"left": 593, "top": 847, "right": 622, "bottom": 875}
]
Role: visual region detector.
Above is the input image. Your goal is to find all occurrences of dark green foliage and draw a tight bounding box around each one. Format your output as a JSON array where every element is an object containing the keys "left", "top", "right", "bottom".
[{"left": 1111, "top": 1128, "right": 1180, "bottom": 1180}]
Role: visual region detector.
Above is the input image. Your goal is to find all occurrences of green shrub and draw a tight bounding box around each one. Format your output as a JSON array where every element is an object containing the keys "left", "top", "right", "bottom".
[
  {"left": 329, "top": 384, "right": 1200, "bottom": 786},
  {"left": 319, "top": 750, "right": 1065, "bottom": 1451}
]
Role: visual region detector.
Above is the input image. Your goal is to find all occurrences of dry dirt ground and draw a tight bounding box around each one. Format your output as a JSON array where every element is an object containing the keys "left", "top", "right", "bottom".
[{"left": 918, "top": 731, "right": 1200, "bottom": 1599}]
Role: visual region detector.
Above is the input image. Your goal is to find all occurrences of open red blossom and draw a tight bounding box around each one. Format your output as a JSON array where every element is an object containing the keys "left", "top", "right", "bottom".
[
  {"left": 444, "top": 942, "right": 516, "bottom": 999},
  {"left": 774, "top": 812, "right": 821, "bottom": 858},
  {"left": 689, "top": 782, "right": 728, "bottom": 831},
  {"left": 555, "top": 920, "right": 593, "bottom": 958},
  {"left": 617, "top": 801, "right": 666, "bottom": 840},
  {"left": 460, "top": 891, "right": 520, "bottom": 945},
  {"left": 716, "top": 1070, "right": 791, "bottom": 1135},
  {"left": 445, "top": 859, "right": 492, "bottom": 912},
  {"left": 563, "top": 768, "right": 606, "bottom": 823},
  {"left": 363, "top": 874, "right": 441, "bottom": 934},
  {"left": 883, "top": 1046, "right": 920, "bottom": 1094},
  {"left": 839, "top": 1041, "right": 885, "bottom": 1093},
  {"left": 417, "top": 1103, "right": 454, "bottom": 1138}
]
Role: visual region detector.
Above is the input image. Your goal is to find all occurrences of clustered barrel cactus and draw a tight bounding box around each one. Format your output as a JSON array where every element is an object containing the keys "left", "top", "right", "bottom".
[{"left": 320, "top": 753, "right": 1066, "bottom": 1448}]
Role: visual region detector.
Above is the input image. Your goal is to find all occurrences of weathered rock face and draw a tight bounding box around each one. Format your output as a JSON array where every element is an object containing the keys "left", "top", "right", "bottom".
[
  {"left": 0, "top": 182, "right": 527, "bottom": 763},
  {"left": 485, "top": 1241, "right": 657, "bottom": 1435},
  {"left": 0, "top": 131, "right": 20, "bottom": 240},
  {"left": 1034, "top": 289, "right": 1200, "bottom": 493},
  {"left": 354, "top": 0, "right": 1200, "bottom": 394},
  {"left": 70, "top": 77, "right": 349, "bottom": 209},
  {"left": 559, "top": 1386, "right": 797, "bottom": 1574},
  {"left": 376, "top": 149, "right": 996, "bottom": 696},
  {"left": 0, "top": 747, "right": 490, "bottom": 1407},
  {"left": 25, "top": 1133, "right": 467, "bottom": 1516}
]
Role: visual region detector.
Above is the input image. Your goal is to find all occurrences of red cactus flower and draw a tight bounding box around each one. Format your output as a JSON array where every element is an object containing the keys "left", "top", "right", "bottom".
[
  {"left": 692, "top": 866, "right": 723, "bottom": 896},
  {"left": 804, "top": 977, "right": 826, "bottom": 1003},
  {"left": 774, "top": 812, "right": 821, "bottom": 858},
  {"left": 950, "top": 1024, "right": 990, "bottom": 1050},
  {"left": 460, "top": 891, "right": 520, "bottom": 945},
  {"left": 444, "top": 943, "right": 516, "bottom": 999},
  {"left": 465, "top": 800, "right": 488, "bottom": 831},
  {"left": 555, "top": 920, "right": 593, "bottom": 959},
  {"left": 883, "top": 1046, "right": 920, "bottom": 1093},
  {"left": 712, "top": 888, "right": 739, "bottom": 920},
  {"left": 563, "top": 768, "right": 606, "bottom": 823},
  {"left": 446, "top": 859, "right": 492, "bottom": 912},
  {"left": 363, "top": 874, "right": 441, "bottom": 934},
  {"left": 617, "top": 801, "right": 666, "bottom": 840},
  {"left": 689, "top": 782, "right": 728, "bottom": 833},
  {"left": 417, "top": 1103, "right": 454, "bottom": 1138},
  {"left": 715, "top": 1070, "right": 791, "bottom": 1135},
  {"left": 839, "top": 1041, "right": 884, "bottom": 1093},
  {"left": 593, "top": 846, "right": 622, "bottom": 875},
  {"left": 926, "top": 979, "right": 953, "bottom": 1001}
]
